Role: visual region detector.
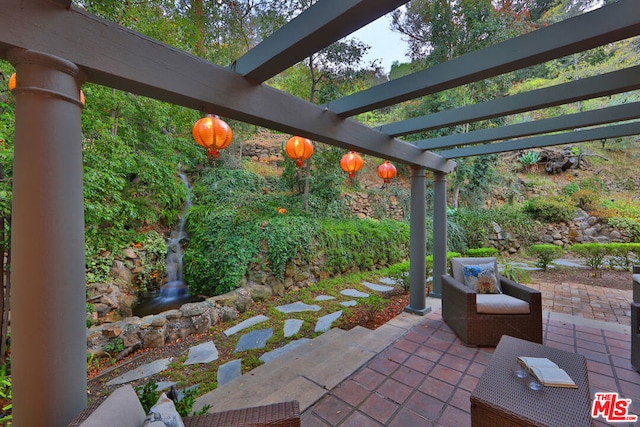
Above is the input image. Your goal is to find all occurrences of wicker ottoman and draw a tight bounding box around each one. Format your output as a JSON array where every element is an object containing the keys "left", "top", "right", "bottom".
[{"left": 470, "top": 335, "right": 592, "bottom": 427}]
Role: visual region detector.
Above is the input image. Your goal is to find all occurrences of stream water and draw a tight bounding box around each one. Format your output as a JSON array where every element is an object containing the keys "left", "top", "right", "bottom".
[{"left": 133, "top": 173, "right": 202, "bottom": 317}]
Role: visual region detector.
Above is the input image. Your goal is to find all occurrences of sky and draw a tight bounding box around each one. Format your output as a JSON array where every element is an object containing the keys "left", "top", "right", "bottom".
[{"left": 350, "top": 14, "right": 409, "bottom": 73}]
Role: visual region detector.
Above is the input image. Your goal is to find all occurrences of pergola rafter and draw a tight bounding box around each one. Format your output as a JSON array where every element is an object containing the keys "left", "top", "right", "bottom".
[
  {"left": 384, "top": 66, "right": 640, "bottom": 139},
  {"left": 232, "top": 0, "right": 409, "bottom": 82},
  {"left": 438, "top": 121, "right": 640, "bottom": 159},
  {"left": 418, "top": 102, "right": 640, "bottom": 151},
  {"left": 326, "top": 1, "right": 640, "bottom": 117}
]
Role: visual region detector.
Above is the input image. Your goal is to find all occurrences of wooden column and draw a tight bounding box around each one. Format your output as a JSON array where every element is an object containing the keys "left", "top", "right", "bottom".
[
  {"left": 405, "top": 165, "right": 431, "bottom": 315},
  {"left": 431, "top": 171, "right": 448, "bottom": 298},
  {"left": 8, "top": 49, "right": 87, "bottom": 426}
]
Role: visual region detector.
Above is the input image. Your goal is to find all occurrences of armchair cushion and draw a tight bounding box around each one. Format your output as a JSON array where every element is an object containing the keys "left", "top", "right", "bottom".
[
  {"left": 462, "top": 262, "right": 501, "bottom": 294},
  {"left": 476, "top": 294, "right": 531, "bottom": 314}
]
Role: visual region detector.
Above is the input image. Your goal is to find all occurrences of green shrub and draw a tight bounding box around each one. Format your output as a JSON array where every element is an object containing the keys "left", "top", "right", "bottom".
[
  {"left": 500, "top": 263, "right": 531, "bottom": 283},
  {"left": 184, "top": 207, "right": 260, "bottom": 295},
  {"left": 466, "top": 247, "right": 498, "bottom": 258},
  {"left": 318, "top": 219, "right": 409, "bottom": 275},
  {"left": 0, "top": 364, "right": 11, "bottom": 424},
  {"left": 561, "top": 182, "right": 580, "bottom": 197},
  {"left": 570, "top": 243, "right": 612, "bottom": 277},
  {"left": 362, "top": 295, "right": 387, "bottom": 322},
  {"left": 388, "top": 251, "right": 462, "bottom": 294},
  {"left": 528, "top": 244, "right": 565, "bottom": 271},
  {"left": 518, "top": 151, "right": 541, "bottom": 168},
  {"left": 184, "top": 167, "right": 410, "bottom": 296},
  {"left": 606, "top": 217, "right": 640, "bottom": 242},
  {"left": 607, "top": 243, "right": 637, "bottom": 270},
  {"left": 426, "top": 252, "right": 462, "bottom": 277},
  {"left": 570, "top": 189, "right": 600, "bottom": 211},
  {"left": 449, "top": 206, "right": 539, "bottom": 251},
  {"left": 524, "top": 196, "right": 576, "bottom": 223},
  {"left": 387, "top": 261, "right": 410, "bottom": 294}
]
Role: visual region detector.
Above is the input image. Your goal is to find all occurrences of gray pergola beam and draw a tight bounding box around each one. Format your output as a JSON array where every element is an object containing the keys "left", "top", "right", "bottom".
[
  {"left": 385, "top": 66, "right": 640, "bottom": 138},
  {"left": 416, "top": 102, "right": 640, "bottom": 150},
  {"left": 438, "top": 121, "right": 640, "bottom": 159},
  {"left": 327, "top": 0, "right": 640, "bottom": 117},
  {"left": 0, "top": 1, "right": 454, "bottom": 172},
  {"left": 233, "top": 0, "right": 408, "bottom": 82}
]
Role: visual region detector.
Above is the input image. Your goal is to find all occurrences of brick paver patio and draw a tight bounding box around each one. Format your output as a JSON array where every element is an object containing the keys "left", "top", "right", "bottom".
[{"left": 303, "top": 280, "right": 638, "bottom": 426}]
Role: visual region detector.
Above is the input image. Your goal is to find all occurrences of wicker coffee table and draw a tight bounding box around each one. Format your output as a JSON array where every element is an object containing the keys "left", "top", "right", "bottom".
[{"left": 470, "top": 335, "right": 593, "bottom": 427}]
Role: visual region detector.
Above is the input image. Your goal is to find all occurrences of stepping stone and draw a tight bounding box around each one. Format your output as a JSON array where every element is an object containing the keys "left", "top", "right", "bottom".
[
  {"left": 224, "top": 314, "right": 269, "bottom": 336},
  {"left": 340, "top": 300, "right": 357, "bottom": 307},
  {"left": 175, "top": 384, "right": 200, "bottom": 401},
  {"left": 315, "top": 311, "right": 343, "bottom": 333},
  {"left": 341, "top": 289, "right": 369, "bottom": 298},
  {"left": 184, "top": 341, "right": 219, "bottom": 365},
  {"left": 507, "top": 262, "right": 531, "bottom": 268},
  {"left": 362, "top": 281, "right": 394, "bottom": 292},
  {"left": 552, "top": 259, "right": 587, "bottom": 268},
  {"left": 259, "top": 338, "right": 312, "bottom": 364},
  {"left": 314, "top": 295, "right": 335, "bottom": 301},
  {"left": 217, "top": 360, "right": 242, "bottom": 386},
  {"left": 106, "top": 358, "right": 172, "bottom": 386},
  {"left": 275, "top": 302, "right": 321, "bottom": 313},
  {"left": 284, "top": 319, "right": 304, "bottom": 337},
  {"left": 379, "top": 277, "right": 397, "bottom": 285},
  {"left": 235, "top": 328, "right": 273, "bottom": 352},
  {"left": 154, "top": 381, "right": 176, "bottom": 391}
]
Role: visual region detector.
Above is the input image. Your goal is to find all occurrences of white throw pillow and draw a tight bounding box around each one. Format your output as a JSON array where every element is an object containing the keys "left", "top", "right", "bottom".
[
  {"left": 79, "top": 384, "right": 146, "bottom": 427},
  {"left": 142, "top": 393, "right": 185, "bottom": 427},
  {"left": 462, "top": 262, "right": 501, "bottom": 294}
]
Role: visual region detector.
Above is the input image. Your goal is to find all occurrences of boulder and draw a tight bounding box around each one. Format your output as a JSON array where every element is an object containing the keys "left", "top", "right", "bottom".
[
  {"left": 143, "top": 328, "right": 165, "bottom": 348},
  {"left": 247, "top": 284, "right": 272, "bottom": 301},
  {"left": 110, "top": 260, "right": 134, "bottom": 283},
  {"left": 180, "top": 302, "right": 209, "bottom": 317}
]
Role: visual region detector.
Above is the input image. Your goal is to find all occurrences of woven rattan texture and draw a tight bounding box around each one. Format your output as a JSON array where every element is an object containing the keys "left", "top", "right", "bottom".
[
  {"left": 182, "top": 401, "right": 300, "bottom": 427},
  {"left": 470, "top": 335, "right": 592, "bottom": 427},
  {"left": 68, "top": 400, "right": 300, "bottom": 427},
  {"left": 631, "top": 302, "right": 640, "bottom": 373}
]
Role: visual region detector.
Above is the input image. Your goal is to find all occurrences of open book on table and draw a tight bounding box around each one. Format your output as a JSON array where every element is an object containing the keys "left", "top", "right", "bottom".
[{"left": 517, "top": 356, "right": 578, "bottom": 388}]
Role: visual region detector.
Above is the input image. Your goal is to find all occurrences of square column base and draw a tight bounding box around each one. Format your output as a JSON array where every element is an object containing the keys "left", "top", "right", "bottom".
[{"left": 404, "top": 304, "right": 432, "bottom": 316}]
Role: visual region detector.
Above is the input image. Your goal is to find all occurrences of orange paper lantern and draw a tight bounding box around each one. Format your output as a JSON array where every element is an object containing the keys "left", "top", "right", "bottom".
[
  {"left": 8, "top": 73, "right": 16, "bottom": 92},
  {"left": 340, "top": 151, "right": 363, "bottom": 179},
  {"left": 377, "top": 160, "right": 397, "bottom": 184},
  {"left": 285, "top": 136, "right": 314, "bottom": 167},
  {"left": 192, "top": 114, "right": 232, "bottom": 158}
]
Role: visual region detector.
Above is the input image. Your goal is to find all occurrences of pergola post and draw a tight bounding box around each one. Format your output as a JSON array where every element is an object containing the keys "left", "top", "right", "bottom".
[
  {"left": 405, "top": 165, "right": 431, "bottom": 315},
  {"left": 431, "top": 171, "right": 448, "bottom": 298},
  {"left": 8, "top": 49, "right": 87, "bottom": 426}
]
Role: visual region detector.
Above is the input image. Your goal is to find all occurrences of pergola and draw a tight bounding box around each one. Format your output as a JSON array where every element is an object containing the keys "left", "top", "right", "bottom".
[{"left": 1, "top": 0, "right": 640, "bottom": 425}]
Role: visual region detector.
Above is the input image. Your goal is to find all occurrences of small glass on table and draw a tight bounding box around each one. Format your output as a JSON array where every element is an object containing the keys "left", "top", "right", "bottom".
[{"left": 512, "top": 364, "right": 542, "bottom": 391}]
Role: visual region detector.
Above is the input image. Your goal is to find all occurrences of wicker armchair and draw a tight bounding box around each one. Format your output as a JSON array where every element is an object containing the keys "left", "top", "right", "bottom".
[
  {"left": 632, "top": 266, "right": 640, "bottom": 373},
  {"left": 442, "top": 257, "right": 542, "bottom": 347},
  {"left": 68, "top": 399, "right": 300, "bottom": 427}
]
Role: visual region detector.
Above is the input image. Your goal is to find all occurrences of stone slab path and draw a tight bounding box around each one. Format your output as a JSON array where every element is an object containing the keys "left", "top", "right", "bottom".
[
  {"left": 103, "top": 277, "right": 398, "bottom": 395},
  {"left": 224, "top": 314, "right": 269, "bottom": 336},
  {"left": 107, "top": 358, "right": 172, "bottom": 386},
  {"left": 184, "top": 341, "right": 218, "bottom": 365},
  {"left": 235, "top": 328, "right": 273, "bottom": 352}
]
